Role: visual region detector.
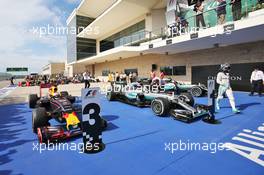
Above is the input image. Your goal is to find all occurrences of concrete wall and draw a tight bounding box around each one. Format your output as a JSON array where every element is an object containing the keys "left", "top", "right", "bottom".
[
  {"left": 50, "top": 63, "right": 65, "bottom": 75},
  {"left": 94, "top": 41, "right": 264, "bottom": 82},
  {"left": 151, "top": 8, "right": 166, "bottom": 36},
  {"left": 69, "top": 63, "right": 93, "bottom": 76},
  {"left": 42, "top": 63, "right": 65, "bottom": 76},
  {"left": 42, "top": 65, "right": 51, "bottom": 75}
]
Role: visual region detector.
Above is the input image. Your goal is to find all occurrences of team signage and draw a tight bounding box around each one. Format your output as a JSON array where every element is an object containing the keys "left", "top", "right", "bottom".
[
  {"left": 192, "top": 62, "right": 264, "bottom": 91},
  {"left": 190, "top": 33, "right": 198, "bottom": 39},
  {"left": 166, "top": 39, "right": 172, "bottom": 45},
  {"left": 81, "top": 88, "right": 105, "bottom": 153},
  {"left": 224, "top": 24, "right": 235, "bottom": 33}
]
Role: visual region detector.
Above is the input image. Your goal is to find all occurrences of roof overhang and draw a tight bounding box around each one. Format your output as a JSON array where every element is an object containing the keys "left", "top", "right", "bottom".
[
  {"left": 78, "top": 0, "right": 163, "bottom": 40},
  {"left": 77, "top": 0, "right": 118, "bottom": 18},
  {"left": 66, "top": 0, "right": 118, "bottom": 25}
]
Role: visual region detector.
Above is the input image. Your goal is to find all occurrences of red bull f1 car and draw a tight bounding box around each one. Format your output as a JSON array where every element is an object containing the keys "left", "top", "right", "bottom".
[{"left": 29, "top": 85, "right": 107, "bottom": 143}]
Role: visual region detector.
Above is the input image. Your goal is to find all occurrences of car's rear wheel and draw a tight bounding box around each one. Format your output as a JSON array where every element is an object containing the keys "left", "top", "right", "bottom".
[
  {"left": 151, "top": 98, "right": 170, "bottom": 117},
  {"left": 29, "top": 94, "right": 38, "bottom": 108},
  {"left": 190, "top": 87, "right": 203, "bottom": 97},
  {"left": 32, "top": 107, "right": 50, "bottom": 133},
  {"left": 178, "top": 92, "right": 194, "bottom": 106},
  {"left": 67, "top": 96, "right": 76, "bottom": 103}
]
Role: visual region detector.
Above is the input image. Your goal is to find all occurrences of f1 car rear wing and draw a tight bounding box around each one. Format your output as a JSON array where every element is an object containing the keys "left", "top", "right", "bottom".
[{"left": 39, "top": 83, "right": 52, "bottom": 97}]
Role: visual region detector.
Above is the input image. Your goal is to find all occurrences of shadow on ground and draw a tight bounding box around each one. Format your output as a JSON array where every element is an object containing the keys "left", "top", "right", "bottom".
[{"left": 0, "top": 103, "right": 34, "bottom": 175}]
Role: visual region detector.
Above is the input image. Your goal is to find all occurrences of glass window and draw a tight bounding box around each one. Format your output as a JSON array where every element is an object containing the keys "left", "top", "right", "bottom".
[
  {"left": 100, "top": 20, "right": 145, "bottom": 52},
  {"left": 124, "top": 69, "right": 138, "bottom": 75},
  {"left": 160, "top": 66, "right": 187, "bottom": 76},
  {"left": 173, "top": 66, "right": 186, "bottom": 75},
  {"left": 160, "top": 66, "right": 173, "bottom": 76},
  {"left": 102, "top": 70, "right": 110, "bottom": 76},
  {"left": 76, "top": 37, "right": 96, "bottom": 60}
]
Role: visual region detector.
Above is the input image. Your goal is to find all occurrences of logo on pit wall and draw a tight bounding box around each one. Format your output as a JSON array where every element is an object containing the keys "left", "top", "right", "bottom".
[{"left": 224, "top": 123, "right": 264, "bottom": 167}]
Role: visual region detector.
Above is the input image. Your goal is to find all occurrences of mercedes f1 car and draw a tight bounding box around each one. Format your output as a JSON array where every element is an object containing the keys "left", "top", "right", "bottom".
[
  {"left": 107, "top": 82, "right": 211, "bottom": 123},
  {"left": 29, "top": 85, "right": 107, "bottom": 143},
  {"left": 107, "top": 82, "right": 194, "bottom": 107},
  {"left": 137, "top": 78, "right": 207, "bottom": 97},
  {"left": 166, "top": 79, "right": 207, "bottom": 97}
]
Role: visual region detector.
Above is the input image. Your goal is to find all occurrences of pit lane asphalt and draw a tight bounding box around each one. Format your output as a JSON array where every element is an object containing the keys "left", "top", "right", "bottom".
[{"left": 0, "top": 84, "right": 263, "bottom": 175}]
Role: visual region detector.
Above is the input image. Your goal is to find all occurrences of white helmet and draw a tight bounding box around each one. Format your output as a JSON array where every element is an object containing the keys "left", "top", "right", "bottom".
[{"left": 220, "top": 63, "right": 231, "bottom": 72}]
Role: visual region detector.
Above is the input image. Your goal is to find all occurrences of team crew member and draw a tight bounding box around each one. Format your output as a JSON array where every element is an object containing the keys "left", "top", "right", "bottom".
[
  {"left": 10, "top": 76, "right": 14, "bottom": 86},
  {"left": 216, "top": 63, "right": 240, "bottom": 113},
  {"left": 250, "top": 68, "right": 264, "bottom": 97},
  {"left": 160, "top": 71, "right": 165, "bottom": 80},
  {"left": 83, "top": 71, "right": 90, "bottom": 89},
  {"left": 150, "top": 70, "right": 156, "bottom": 80}
]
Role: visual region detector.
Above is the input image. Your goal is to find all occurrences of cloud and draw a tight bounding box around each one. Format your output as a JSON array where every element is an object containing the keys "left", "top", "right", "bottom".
[{"left": 0, "top": 0, "right": 68, "bottom": 73}]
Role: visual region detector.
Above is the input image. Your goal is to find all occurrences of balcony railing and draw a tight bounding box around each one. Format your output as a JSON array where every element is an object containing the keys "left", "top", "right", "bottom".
[{"left": 127, "top": 1, "right": 264, "bottom": 47}]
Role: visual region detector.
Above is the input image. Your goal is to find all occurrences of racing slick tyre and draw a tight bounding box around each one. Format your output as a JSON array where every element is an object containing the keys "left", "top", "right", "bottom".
[
  {"left": 60, "top": 91, "right": 69, "bottom": 97},
  {"left": 106, "top": 91, "right": 116, "bottom": 101},
  {"left": 178, "top": 92, "right": 194, "bottom": 107},
  {"left": 67, "top": 96, "right": 76, "bottom": 103},
  {"left": 32, "top": 107, "right": 50, "bottom": 133},
  {"left": 151, "top": 98, "right": 170, "bottom": 117},
  {"left": 190, "top": 86, "right": 203, "bottom": 97},
  {"left": 29, "top": 94, "right": 38, "bottom": 108}
]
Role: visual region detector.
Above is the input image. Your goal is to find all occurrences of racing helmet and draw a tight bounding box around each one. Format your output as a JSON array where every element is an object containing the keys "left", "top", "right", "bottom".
[
  {"left": 220, "top": 63, "right": 231, "bottom": 73},
  {"left": 49, "top": 86, "right": 59, "bottom": 96}
]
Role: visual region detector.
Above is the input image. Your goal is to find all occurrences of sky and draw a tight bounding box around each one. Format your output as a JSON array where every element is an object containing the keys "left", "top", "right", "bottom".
[{"left": 0, "top": 0, "right": 82, "bottom": 73}]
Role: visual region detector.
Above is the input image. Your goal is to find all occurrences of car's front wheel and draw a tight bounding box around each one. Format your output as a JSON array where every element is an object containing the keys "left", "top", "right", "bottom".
[
  {"left": 32, "top": 107, "right": 50, "bottom": 133},
  {"left": 190, "top": 86, "right": 203, "bottom": 97},
  {"left": 29, "top": 94, "right": 38, "bottom": 108},
  {"left": 151, "top": 98, "right": 170, "bottom": 117}
]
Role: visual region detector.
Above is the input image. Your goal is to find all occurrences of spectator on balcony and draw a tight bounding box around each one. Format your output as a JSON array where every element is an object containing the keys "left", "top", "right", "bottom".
[
  {"left": 231, "top": 0, "right": 242, "bottom": 21},
  {"left": 194, "top": 1, "right": 206, "bottom": 29},
  {"left": 174, "top": 16, "right": 181, "bottom": 36},
  {"left": 216, "top": 0, "right": 227, "bottom": 25},
  {"left": 180, "top": 17, "right": 189, "bottom": 34}
]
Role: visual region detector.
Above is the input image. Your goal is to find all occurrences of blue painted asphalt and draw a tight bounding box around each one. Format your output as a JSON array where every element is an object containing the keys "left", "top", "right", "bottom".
[{"left": 0, "top": 92, "right": 263, "bottom": 175}]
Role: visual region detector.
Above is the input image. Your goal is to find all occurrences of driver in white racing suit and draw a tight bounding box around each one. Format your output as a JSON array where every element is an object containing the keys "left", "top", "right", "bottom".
[{"left": 216, "top": 63, "right": 240, "bottom": 113}]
